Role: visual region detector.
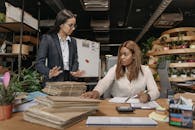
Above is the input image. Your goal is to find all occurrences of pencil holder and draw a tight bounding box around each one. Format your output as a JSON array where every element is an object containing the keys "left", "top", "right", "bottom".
[{"left": 169, "top": 103, "right": 193, "bottom": 128}]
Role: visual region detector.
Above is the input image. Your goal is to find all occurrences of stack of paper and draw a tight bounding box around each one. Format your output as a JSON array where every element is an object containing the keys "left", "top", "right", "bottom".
[
  {"left": 35, "top": 96, "right": 101, "bottom": 109},
  {"left": 42, "top": 82, "right": 87, "bottom": 96},
  {"left": 24, "top": 96, "right": 101, "bottom": 129},
  {"left": 24, "top": 105, "right": 95, "bottom": 129}
]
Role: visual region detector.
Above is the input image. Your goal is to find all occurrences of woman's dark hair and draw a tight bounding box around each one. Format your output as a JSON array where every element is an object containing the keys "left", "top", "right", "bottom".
[
  {"left": 48, "top": 9, "right": 76, "bottom": 33},
  {"left": 116, "top": 40, "right": 143, "bottom": 81}
]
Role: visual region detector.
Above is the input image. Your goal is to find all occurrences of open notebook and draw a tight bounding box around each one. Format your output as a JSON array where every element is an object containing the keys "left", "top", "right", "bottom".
[{"left": 86, "top": 116, "right": 158, "bottom": 126}]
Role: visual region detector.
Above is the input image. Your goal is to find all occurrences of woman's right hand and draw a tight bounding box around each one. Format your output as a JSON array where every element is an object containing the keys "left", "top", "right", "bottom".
[
  {"left": 49, "top": 66, "right": 63, "bottom": 79},
  {"left": 81, "top": 90, "right": 100, "bottom": 99}
]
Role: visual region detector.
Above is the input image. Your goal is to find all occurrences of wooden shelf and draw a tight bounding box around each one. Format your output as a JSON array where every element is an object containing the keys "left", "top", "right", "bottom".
[
  {"left": 149, "top": 62, "right": 195, "bottom": 69},
  {"left": 162, "top": 27, "right": 195, "bottom": 35},
  {"left": 169, "top": 62, "right": 195, "bottom": 68},
  {"left": 153, "top": 35, "right": 195, "bottom": 45},
  {"left": 0, "top": 53, "right": 27, "bottom": 57},
  {"left": 0, "top": 22, "right": 37, "bottom": 32},
  {"left": 175, "top": 85, "right": 195, "bottom": 90},
  {"left": 0, "top": 53, "right": 18, "bottom": 57},
  {"left": 147, "top": 48, "right": 195, "bottom": 56},
  {"left": 169, "top": 77, "right": 195, "bottom": 82}
]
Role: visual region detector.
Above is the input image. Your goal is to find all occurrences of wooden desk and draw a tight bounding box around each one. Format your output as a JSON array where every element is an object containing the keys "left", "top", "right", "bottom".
[{"left": 0, "top": 99, "right": 193, "bottom": 130}]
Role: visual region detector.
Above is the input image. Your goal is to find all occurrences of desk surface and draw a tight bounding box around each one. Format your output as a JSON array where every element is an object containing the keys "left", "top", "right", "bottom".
[{"left": 0, "top": 99, "right": 193, "bottom": 130}]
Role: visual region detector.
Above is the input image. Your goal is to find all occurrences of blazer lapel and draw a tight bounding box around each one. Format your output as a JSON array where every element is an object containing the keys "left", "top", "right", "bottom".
[
  {"left": 52, "top": 34, "right": 63, "bottom": 59},
  {"left": 68, "top": 40, "right": 72, "bottom": 65}
]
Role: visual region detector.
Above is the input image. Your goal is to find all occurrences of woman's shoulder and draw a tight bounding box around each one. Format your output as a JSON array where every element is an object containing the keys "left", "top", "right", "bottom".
[
  {"left": 112, "top": 64, "right": 117, "bottom": 69},
  {"left": 141, "top": 65, "right": 150, "bottom": 72},
  {"left": 41, "top": 33, "right": 55, "bottom": 39},
  {"left": 107, "top": 64, "right": 117, "bottom": 72}
]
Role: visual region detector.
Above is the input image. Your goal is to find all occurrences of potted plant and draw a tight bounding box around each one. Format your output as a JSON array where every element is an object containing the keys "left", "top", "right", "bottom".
[
  {"left": 9, "top": 66, "right": 42, "bottom": 93},
  {"left": 0, "top": 72, "right": 16, "bottom": 120},
  {"left": 17, "top": 68, "right": 42, "bottom": 92}
]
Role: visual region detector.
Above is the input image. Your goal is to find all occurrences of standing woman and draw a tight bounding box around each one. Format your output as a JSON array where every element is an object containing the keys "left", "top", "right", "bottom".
[
  {"left": 82, "top": 40, "right": 160, "bottom": 103},
  {"left": 36, "top": 9, "right": 83, "bottom": 86}
]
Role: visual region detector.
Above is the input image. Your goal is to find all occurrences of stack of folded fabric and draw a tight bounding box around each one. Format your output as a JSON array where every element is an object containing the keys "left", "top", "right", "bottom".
[
  {"left": 23, "top": 96, "right": 101, "bottom": 129},
  {"left": 42, "top": 82, "right": 87, "bottom": 96}
]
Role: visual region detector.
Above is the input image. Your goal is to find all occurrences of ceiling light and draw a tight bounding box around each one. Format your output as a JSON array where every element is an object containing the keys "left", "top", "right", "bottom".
[
  {"left": 136, "top": 9, "right": 141, "bottom": 12},
  {"left": 91, "top": 19, "right": 110, "bottom": 31},
  {"left": 81, "top": 0, "right": 110, "bottom": 11}
]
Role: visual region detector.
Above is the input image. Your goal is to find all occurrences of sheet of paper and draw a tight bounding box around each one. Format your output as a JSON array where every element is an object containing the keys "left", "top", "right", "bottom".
[
  {"left": 131, "top": 101, "right": 160, "bottom": 109},
  {"left": 109, "top": 97, "right": 140, "bottom": 103},
  {"left": 86, "top": 116, "right": 158, "bottom": 126}
]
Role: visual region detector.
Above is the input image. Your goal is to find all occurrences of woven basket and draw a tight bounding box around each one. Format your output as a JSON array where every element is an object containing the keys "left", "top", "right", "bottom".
[{"left": 12, "top": 44, "right": 29, "bottom": 55}]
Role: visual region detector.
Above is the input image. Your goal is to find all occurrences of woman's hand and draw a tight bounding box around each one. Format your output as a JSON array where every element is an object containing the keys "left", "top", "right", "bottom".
[
  {"left": 138, "top": 91, "right": 151, "bottom": 103},
  {"left": 81, "top": 90, "right": 100, "bottom": 99},
  {"left": 49, "top": 66, "right": 63, "bottom": 79},
  {"left": 70, "top": 70, "right": 85, "bottom": 77}
]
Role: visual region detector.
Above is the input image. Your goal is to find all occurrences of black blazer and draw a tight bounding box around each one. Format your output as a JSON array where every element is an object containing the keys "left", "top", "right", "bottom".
[{"left": 35, "top": 33, "right": 79, "bottom": 82}]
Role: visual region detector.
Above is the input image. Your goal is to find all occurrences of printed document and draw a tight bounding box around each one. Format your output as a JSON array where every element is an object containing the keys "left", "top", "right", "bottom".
[
  {"left": 109, "top": 97, "right": 160, "bottom": 109},
  {"left": 86, "top": 116, "right": 158, "bottom": 126}
]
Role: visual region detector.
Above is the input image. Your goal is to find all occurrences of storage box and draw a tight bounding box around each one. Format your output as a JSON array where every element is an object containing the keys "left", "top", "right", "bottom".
[
  {"left": 5, "top": 2, "right": 38, "bottom": 30},
  {"left": 12, "top": 44, "right": 29, "bottom": 55}
]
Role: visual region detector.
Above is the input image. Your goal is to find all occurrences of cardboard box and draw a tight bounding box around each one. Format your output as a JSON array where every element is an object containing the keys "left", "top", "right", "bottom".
[{"left": 5, "top": 2, "right": 38, "bottom": 30}]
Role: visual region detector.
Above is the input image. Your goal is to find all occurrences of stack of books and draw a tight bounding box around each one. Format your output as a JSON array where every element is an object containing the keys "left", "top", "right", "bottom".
[
  {"left": 42, "top": 82, "right": 87, "bottom": 96},
  {"left": 23, "top": 96, "right": 101, "bottom": 129}
]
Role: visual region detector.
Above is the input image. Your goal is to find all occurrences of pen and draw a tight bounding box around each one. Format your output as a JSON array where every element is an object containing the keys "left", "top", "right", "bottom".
[
  {"left": 124, "top": 94, "right": 138, "bottom": 103},
  {"left": 124, "top": 90, "right": 148, "bottom": 103}
]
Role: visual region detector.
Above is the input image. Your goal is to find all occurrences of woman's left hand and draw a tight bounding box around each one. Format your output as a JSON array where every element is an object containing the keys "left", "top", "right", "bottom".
[{"left": 70, "top": 70, "right": 85, "bottom": 77}]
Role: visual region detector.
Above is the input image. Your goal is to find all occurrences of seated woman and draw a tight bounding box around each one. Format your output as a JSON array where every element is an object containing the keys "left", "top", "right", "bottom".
[{"left": 82, "top": 40, "right": 160, "bottom": 103}]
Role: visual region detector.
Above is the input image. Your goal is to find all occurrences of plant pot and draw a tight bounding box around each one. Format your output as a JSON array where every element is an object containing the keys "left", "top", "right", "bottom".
[
  {"left": 0, "top": 104, "right": 12, "bottom": 121},
  {"left": 171, "top": 75, "right": 177, "bottom": 78},
  {"left": 180, "top": 74, "right": 187, "bottom": 78},
  {"left": 190, "top": 44, "right": 195, "bottom": 49}
]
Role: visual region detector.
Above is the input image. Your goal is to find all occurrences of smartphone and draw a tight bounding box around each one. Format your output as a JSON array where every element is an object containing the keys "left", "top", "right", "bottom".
[{"left": 116, "top": 106, "right": 134, "bottom": 112}]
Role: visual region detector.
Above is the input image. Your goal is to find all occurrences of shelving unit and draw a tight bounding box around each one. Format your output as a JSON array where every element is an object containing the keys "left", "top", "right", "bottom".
[
  {"left": 0, "top": 22, "right": 36, "bottom": 32},
  {"left": 147, "top": 27, "right": 195, "bottom": 92},
  {"left": 0, "top": 22, "right": 37, "bottom": 72}
]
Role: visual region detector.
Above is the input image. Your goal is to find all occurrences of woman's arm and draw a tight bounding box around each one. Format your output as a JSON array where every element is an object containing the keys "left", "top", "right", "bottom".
[
  {"left": 93, "top": 65, "right": 116, "bottom": 96},
  {"left": 35, "top": 34, "right": 50, "bottom": 76},
  {"left": 82, "top": 65, "right": 116, "bottom": 99},
  {"left": 144, "top": 66, "right": 160, "bottom": 100}
]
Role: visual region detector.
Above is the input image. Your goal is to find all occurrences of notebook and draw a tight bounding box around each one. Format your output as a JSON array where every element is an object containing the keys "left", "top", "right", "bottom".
[{"left": 86, "top": 116, "right": 158, "bottom": 126}]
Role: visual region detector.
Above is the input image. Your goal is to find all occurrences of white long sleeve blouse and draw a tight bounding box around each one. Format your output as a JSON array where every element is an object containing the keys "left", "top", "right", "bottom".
[{"left": 93, "top": 65, "right": 160, "bottom": 100}]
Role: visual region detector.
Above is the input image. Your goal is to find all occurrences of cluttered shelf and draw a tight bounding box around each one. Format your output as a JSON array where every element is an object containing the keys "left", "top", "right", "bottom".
[
  {"left": 156, "top": 77, "right": 195, "bottom": 82},
  {"left": 152, "top": 35, "right": 195, "bottom": 45},
  {"left": 149, "top": 62, "right": 195, "bottom": 69}
]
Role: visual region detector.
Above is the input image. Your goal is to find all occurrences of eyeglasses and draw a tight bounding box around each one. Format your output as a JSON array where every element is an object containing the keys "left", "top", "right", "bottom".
[{"left": 65, "top": 23, "right": 77, "bottom": 29}]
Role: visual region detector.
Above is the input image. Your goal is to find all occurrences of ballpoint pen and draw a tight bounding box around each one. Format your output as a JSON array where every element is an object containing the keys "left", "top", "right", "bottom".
[{"left": 124, "top": 90, "right": 148, "bottom": 103}]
